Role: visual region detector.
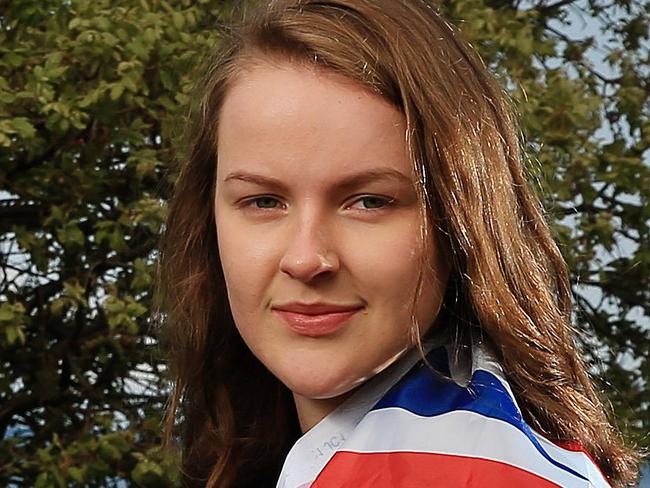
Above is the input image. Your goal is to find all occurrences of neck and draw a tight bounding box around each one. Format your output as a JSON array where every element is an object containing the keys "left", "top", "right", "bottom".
[{"left": 293, "top": 390, "right": 356, "bottom": 432}]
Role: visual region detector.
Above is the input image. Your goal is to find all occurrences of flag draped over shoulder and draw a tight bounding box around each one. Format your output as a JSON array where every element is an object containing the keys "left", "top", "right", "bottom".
[{"left": 276, "top": 336, "right": 611, "bottom": 488}]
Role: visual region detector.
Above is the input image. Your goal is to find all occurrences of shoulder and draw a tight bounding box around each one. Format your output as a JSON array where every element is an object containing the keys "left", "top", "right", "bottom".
[{"left": 313, "top": 347, "right": 611, "bottom": 488}]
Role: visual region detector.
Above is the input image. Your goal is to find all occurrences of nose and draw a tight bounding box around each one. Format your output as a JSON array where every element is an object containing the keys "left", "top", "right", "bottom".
[{"left": 279, "top": 218, "right": 339, "bottom": 283}]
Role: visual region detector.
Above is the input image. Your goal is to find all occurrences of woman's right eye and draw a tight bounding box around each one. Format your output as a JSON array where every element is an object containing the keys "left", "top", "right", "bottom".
[
  {"left": 241, "top": 196, "right": 284, "bottom": 210},
  {"left": 253, "top": 197, "right": 279, "bottom": 208}
]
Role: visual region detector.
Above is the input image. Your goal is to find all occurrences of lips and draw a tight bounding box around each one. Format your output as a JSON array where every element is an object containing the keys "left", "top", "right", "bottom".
[{"left": 272, "top": 302, "right": 364, "bottom": 337}]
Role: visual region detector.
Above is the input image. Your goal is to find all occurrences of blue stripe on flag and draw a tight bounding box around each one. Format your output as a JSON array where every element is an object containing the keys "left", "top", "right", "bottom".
[{"left": 372, "top": 347, "right": 589, "bottom": 483}]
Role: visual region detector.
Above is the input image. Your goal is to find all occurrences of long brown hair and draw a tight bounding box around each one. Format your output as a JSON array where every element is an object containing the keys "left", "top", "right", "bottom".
[{"left": 156, "top": 0, "right": 640, "bottom": 486}]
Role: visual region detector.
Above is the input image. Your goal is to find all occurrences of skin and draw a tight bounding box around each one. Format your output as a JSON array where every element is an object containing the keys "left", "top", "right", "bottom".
[{"left": 214, "top": 61, "right": 450, "bottom": 432}]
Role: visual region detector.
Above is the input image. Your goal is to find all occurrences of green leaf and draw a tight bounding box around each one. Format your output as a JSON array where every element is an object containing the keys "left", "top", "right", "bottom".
[
  {"left": 171, "top": 11, "right": 185, "bottom": 30},
  {"left": 68, "top": 466, "right": 85, "bottom": 484},
  {"left": 9, "top": 117, "right": 37, "bottom": 139},
  {"left": 132, "top": 458, "right": 165, "bottom": 486},
  {"left": 110, "top": 82, "right": 125, "bottom": 101},
  {"left": 57, "top": 222, "right": 86, "bottom": 248}
]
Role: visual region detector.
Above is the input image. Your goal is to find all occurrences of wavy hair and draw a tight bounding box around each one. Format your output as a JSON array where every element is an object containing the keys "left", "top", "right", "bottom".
[{"left": 156, "top": 0, "right": 640, "bottom": 486}]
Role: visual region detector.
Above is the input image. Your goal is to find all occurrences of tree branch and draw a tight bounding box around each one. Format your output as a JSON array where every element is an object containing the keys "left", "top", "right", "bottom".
[{"left": 535, "top": 0, "right": 580, "bottom": 14}]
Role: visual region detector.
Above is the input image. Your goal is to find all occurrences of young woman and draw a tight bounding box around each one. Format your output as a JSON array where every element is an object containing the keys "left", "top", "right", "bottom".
[{"left": 156, "top": 0, "right": 640, "bottom": 486}]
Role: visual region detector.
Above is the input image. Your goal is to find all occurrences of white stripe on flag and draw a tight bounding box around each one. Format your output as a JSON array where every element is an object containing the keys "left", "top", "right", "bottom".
[{"left": 340, "top": 408, "right": 610, "bottom": 488}]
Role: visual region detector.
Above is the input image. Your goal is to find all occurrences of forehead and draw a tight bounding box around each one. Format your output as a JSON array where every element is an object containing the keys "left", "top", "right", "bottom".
[{"left": 216, "top": 62, "right": 413, "bottom": 184}]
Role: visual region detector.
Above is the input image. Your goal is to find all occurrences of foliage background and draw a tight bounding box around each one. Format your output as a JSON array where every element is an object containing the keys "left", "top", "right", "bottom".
[{"left": 0, "top": 0, "right": 648, "bottom": 485}]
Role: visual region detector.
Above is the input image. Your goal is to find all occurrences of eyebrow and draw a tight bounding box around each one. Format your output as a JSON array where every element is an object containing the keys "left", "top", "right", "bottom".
[{"left": 222, "top": 168, "right": 413, "bottom": 192}]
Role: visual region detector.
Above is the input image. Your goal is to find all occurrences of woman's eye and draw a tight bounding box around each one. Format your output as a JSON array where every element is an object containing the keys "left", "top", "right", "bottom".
[
  {"left": 351, "top": 196, "right": 394, "bottom": 210},
  {"left": 253, "top": 197, "right": 280, "bottom": 209},
  {"left": 239, "top": 195, "right": 393, "bottom": 212},
  {"left": 241, "top": 196, "right": 283, "bottom": 210}
]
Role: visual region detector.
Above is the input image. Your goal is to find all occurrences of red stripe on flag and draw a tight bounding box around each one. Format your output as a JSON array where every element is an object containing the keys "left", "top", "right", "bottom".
[{"left": 311, "top": 451, "right": 562, "bottom": 488}]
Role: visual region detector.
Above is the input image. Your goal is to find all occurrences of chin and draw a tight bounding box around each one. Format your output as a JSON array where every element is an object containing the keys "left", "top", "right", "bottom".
[{"left": 281, "top": 366, "right": 370, "bottom": 400}]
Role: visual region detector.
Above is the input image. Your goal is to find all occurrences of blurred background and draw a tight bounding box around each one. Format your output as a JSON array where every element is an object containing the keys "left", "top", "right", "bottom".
[{"left": 1, "top": 0, "right": 648, "bottom": 485}]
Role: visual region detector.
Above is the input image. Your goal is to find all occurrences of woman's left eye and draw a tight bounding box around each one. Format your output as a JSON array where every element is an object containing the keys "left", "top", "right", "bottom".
[{"left": 349, "top": 196, "right": 394, "bottom": 210}]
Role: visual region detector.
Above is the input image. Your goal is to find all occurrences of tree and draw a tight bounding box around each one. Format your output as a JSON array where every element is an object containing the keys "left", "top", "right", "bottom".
[
  {"left": 0, "top": 0, "right": 237, "bottom": 484},
  {"left": 0, "top": 0, "right": 647, "bottom": 485}
]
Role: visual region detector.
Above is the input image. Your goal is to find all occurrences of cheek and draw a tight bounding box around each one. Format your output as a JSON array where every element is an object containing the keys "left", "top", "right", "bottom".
[
  {"left": 343, "top": 220, "right": 448, "bottom": 328},
  {"left": 343, "top": 220, "right": 422, "bottom": 303},
  {"left": 215, "top": 212, "right": 279, "bottom": 317}
]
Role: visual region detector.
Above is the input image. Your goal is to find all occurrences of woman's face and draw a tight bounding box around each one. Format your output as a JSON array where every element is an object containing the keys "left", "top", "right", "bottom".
[{"left": 214, "top": 62, "right": 449, "bottom": 407}]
